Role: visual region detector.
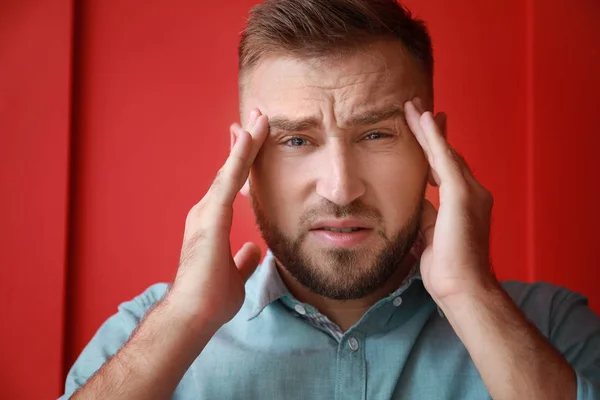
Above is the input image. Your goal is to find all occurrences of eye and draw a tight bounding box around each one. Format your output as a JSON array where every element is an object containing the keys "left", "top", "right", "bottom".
[
  {"left": 283, "top": 137, "right": 311, "bottom": 147},
  {"left": 363, "top": 131, "right": 392, "bottom": 140}
]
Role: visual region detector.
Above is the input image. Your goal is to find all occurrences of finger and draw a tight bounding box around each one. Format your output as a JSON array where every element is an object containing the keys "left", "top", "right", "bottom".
[
  {"left": 230, "top": 124, "right": 239, "bottom": 148},
  {"left": 230, "top": 107, "right": 258, "bottom": 149},
  {"left": 405, "top": 100, "right": 445, "bottom": 187},
  {"left": 246, "top": 109, "right": 259, "bottom": 131},
  {"left": 406, "top": 100, "right": 444, "bottom": 187},
  {"left": 404, "top": 100, "right": 431, "bottom": 160},
  {"left": 210, "top": 113, "right": 269, "bottom": 206},
  {"left": 419, "top": 199, "right": 438, "bottom": 248},
  {"left": 212, "top": 128, "right": 252, "bottom": 202},
  {"left": 448, "top": 147, "right": 480, "bottom": 187},
  {"left": 233, "top": 242, "right": 262, "bottom": 282},
  {"left": 229, "top": 116, "right": 266, "bottom": 184},
  {"left": 409, "top": 100, "right": 466, "bottom": 188}
]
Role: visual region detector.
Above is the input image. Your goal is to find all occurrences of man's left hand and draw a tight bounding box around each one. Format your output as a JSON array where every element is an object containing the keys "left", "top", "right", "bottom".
[{"left": 404, "top": 98, "right": 498, "bottom": 304}]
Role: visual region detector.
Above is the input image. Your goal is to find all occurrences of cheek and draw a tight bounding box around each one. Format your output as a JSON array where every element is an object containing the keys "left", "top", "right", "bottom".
[
  {"left": 250, "top": 145, "right": 314, "bottom": 230},
  {"left": 364, "top": 146, "right": 428, "bottom": 228},
  {"left": 252, "top": 144, "right": 311, "bottom": 194}
]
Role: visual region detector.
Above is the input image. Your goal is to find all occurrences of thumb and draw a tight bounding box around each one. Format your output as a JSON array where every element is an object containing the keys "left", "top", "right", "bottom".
[
  {"left": 420, "top": 200, "right": 438, "bottom": 248},
  {"left": 233, "top": 242, "right": 262, "bottom": 282}
]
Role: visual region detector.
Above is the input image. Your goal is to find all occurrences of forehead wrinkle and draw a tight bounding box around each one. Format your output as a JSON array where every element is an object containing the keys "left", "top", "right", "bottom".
[
  {"left": 300, "top": 69, "right": 384, "bottom": 91},
  {"left": 267, "top": 93, "right": 328, "bottom": 132},
  {"left": 331, "top": 80, "right": 402, "bottom": 129}
]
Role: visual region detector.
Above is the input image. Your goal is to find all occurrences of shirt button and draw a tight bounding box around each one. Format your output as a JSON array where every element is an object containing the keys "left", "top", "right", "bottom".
[
  {"left": 294, "top": 304, "right": 307, "bottom": 315},
  {"left": 393, "top": 296, "right": 403, "bottom": 307},
  {"left": 348, "top": 337, "right": 359, "bottom": 351}
]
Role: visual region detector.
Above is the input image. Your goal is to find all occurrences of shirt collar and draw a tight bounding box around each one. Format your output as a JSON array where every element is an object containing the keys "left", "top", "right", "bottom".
[
  {"left": 247, "top": 250, "right": 289, "bottom": 320},
  {"left": 246, "top": 234, "right": 426, "bottom": 321}
]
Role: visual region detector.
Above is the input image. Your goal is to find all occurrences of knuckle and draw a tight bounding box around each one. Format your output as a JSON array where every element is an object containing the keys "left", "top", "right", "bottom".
[
  {"left": 187, "top": 202, "right": 201, "bottom": 217},
  {"left": 476, "top": 184, "right": 494, "bottom": 205},
  {"left": 452, "top": 181, "right": 471, "bottom": 203},
  {"left": 184, "top": 209, "right": 196, "bottom": 230},
  {"left": 186, "top": 200, "right": 206, "bottom": 224}
]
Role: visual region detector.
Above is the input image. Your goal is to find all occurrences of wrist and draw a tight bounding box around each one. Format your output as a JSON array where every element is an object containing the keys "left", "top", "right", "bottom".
[
  {"left": 433, "top": 274, "right": 502, "bottom": 314},
  {"left": 159, "top": 290, "right": 224, "bottom": 337}
]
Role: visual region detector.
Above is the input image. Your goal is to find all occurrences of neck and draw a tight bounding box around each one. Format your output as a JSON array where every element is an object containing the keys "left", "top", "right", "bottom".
[{"left": 276, "top": 257, "right": 415, "bottom": 332}]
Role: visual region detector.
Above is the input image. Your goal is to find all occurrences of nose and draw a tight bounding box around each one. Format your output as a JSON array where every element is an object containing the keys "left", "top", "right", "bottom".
[{"left": 315, "top": 143, "right": 366, "bottom": 206}]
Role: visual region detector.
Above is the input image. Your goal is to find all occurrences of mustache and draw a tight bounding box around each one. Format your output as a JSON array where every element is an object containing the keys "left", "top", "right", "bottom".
[{"left": 299, "top": 199, "right": 383, "bottom": 227}]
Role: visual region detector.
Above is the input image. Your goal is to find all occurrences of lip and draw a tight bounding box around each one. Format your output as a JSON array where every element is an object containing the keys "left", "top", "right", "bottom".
[
  {"left": 308, "top": 219, "right": 375, "bottom": 248},
  {"left": 308, "top": 228, "right": 373, "bottom": 248},
  {"left": 309, "top": 218, "right": 374, "bottom": 230}
]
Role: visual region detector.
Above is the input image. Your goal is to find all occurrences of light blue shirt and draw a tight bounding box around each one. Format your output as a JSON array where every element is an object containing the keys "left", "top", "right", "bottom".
[{"left": 60, "top": 251, "right": 600, "bottom": 399}]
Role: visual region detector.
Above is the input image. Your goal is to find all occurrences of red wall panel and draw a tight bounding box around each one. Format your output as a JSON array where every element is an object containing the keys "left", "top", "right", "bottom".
[
  {"left": 0, "top": 0, "right": 72, "bottom": 398},
  {"left": 65, "top": 0, "right": 262, "bottom": 369},
  {"left": 531, "top": 0, "right": 600, "bottom": 311}
]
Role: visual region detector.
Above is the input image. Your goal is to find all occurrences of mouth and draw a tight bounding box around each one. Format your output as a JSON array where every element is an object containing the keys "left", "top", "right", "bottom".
[
  {"left": 314, "top": 227, "right": 366, "bottom": 233},
  {"left": 309, "top": 218, "right": 373, "bottom": 231},
  {"left": 308, "top": 220, "right": 373, "bottom": 248}
]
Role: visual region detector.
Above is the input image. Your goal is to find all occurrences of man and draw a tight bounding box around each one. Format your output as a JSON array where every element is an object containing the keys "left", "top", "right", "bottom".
[{"left": 60, "top": 0, "right": 600, "bottom": 399}]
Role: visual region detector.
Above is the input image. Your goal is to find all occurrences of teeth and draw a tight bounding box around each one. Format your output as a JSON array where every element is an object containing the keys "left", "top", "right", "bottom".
[{"left": 322, "top": 227, "right": 361, "bottom": 233}]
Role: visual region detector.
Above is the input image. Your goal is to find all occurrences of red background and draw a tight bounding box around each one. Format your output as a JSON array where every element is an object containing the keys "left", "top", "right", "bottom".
[{"left": 1, "top": 1, "right": 599, "bottom": 398}]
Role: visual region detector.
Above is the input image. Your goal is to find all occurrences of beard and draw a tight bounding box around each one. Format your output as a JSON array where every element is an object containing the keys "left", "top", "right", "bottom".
[{"left": 250, "top": 185, "right": 425, "bottom": 300}]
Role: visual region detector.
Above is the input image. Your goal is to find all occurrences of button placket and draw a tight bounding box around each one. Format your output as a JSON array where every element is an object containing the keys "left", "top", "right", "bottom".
[{"left": 335, "top": 332, "right": 366, "bottom": 400}]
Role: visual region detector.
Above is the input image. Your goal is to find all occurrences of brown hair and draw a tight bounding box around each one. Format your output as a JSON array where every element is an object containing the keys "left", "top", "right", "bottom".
[{"left": 238, "top": 0, "right": 433, "bottom": 82}]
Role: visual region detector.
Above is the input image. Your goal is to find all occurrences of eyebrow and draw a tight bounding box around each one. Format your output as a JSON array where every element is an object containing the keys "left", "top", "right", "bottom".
[
  {"left": 268, "top": 116, "right": 320, "bottom": 132},
  {"left": 347, "top": 105, "right": 405, "bottom": 127},
  {"left": 267, "top": 105, "right": 405, "bottom": 133}
]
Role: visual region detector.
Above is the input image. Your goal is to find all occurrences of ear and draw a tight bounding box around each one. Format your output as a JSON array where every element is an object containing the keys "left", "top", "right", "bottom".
[
  {"left": 427, "top": 112, "right": 447, "bottom": 186},
  {"left": 230, "top": 123, "right": 251, "bottom": 197}
]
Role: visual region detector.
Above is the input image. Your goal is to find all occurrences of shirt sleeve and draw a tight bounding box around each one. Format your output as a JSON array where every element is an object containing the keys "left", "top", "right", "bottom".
[
  {"left": 57, "top": 283, "right": 169, "bottom": 400},
  {"left": 504, "top": 281, "right": 600, "bottom": 400},
  {"left": 550, "top": 287, "right": 600, "bottom": 399}
]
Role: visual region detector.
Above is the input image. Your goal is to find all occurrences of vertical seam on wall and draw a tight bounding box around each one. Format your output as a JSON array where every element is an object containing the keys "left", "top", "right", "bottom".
[
  {"left": 62, "top": 0, "right": 82, "bottom": 382},
  {"left": 526, "top": 0, "right": 536, "bottom": 282},
  {"left": 57, "top": 0, "right": 75, "bottom": 393}
]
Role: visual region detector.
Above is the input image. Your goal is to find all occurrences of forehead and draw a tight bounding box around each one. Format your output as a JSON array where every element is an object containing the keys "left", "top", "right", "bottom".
[{"left": 242, "top": 40, "right": 429, "bottom": 122}]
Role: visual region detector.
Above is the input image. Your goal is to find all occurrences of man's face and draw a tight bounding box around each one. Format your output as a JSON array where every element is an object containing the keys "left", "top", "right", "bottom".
[{"left": 241, "top": 40, "right": 431, "bottom": 300}]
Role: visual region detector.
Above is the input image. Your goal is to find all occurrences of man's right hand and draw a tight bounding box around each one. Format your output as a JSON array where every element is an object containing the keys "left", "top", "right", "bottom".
[
  {"left": 69, "top": 111, "right": 269, "bottom": 400},
  {"left": 167, "top": 109, "right": 269, "bottom": 331}
]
